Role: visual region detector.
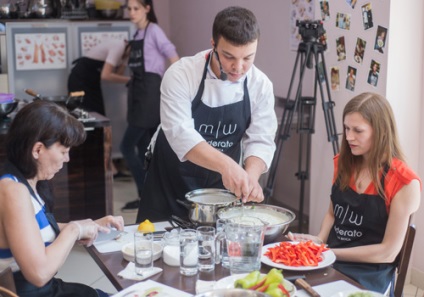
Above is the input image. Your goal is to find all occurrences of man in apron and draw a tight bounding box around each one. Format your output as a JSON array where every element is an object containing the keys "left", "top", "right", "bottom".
[{"left": 136, "top": 6, "right": 278, "bottom": 222}]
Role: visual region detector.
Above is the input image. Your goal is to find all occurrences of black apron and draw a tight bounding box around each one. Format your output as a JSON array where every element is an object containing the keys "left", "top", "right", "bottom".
[
  {"left": 328, "top": 167, "right": 395, "bottom": 293},
  {"left": 1, "top": 162, "right": 99, "bottom": 297},
  {"left": 127, "top": 23, "right": 162, "bottom": 128},
  {"left": 68, "top": 57, "right": 105, "bottom": 115},
  {"left": 136, "top": 52, "right": 251, "bottom": 222}
]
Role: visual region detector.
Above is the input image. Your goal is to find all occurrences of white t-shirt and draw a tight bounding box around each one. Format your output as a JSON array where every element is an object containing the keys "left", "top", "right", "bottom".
[
  {"left": 160, "top": 49, "right": 277, "bottom": 170},
  {"left": 85, "top": 39, "right": 127, "bottom": 67}
]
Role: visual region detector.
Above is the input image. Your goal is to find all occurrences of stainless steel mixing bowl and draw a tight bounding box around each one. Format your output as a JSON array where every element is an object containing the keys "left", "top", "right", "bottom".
[{"left": 217, "top": 204, "right": 296, "bottom": 244}]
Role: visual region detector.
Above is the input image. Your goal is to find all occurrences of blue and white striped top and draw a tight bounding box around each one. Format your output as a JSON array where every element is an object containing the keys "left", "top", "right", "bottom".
[{"left": 0, "top": 174, "right": 56, "bottom": 272}]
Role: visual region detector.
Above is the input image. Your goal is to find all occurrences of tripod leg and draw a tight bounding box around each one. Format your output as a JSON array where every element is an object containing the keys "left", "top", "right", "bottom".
[
  {"left": 315, "top": 47, "right": 339, "bottom": 155},
  {"left": 264, "top": 48, "right": 307, "bottom": 201},
  {"left": 296, "top": 96, "right": 315, "bottom": 233}
]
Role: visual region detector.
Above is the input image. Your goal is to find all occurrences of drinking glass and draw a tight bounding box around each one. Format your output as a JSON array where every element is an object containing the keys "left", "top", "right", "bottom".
[
  {"left": 215, "top": 218, "right": 232, "bottom": 268},
  {"left": 197, "top": 226, "right": 215, "bottom": 272},
  {"left": 134, "top": 231, "right": 153, "bottom": 275},
  {"left": 179, "top": 229, "right": 198, "bottom": 276},
  {"left": 226, "top": 217, "right": 267, "bottom": 274}
]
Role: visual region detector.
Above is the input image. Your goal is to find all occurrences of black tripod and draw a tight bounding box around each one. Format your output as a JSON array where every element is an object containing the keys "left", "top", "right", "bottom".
[{"left": 264, "top": 40, "right": 339, "bottom": 233}]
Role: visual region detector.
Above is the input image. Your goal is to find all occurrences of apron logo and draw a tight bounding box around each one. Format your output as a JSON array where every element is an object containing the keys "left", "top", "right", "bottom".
[
  {"left": 198, "top": 121, "right": 237, "bottom": 138},
  {"left": 333, "top": 225, "right": 363, "bottom": 241},
  {"left": 333, "top": 203, "right": 364, "bottom": 241},
  {"left": 198, "top": 121, "right": 237, "bottom": 151}
]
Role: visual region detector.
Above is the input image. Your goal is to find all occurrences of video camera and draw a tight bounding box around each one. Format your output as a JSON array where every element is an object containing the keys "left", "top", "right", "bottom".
[{"left": 296, "top": 20, "right": 326, "bottom": 43}]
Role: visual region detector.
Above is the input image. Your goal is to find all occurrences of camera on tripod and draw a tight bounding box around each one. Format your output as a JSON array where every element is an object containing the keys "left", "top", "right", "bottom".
[{"left": 296, "top": 19, "right": 325, "bottom": 43}]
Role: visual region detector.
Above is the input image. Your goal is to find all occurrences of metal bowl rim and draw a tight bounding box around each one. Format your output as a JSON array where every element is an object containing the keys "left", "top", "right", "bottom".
[
  {"left": 185, "top": 188, "right": 237, "bottom": 205},
  {"left": 216, "top": 204, "right": 296, "bottom": 227}
]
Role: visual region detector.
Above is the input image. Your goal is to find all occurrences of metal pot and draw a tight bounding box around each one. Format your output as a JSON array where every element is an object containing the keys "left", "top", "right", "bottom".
[
  {"left": 41, "top": 95, "right": 82, "bottom": 111},
  {"left": 217, "top": 204, "right": 296, "bottom": 244},
  {"left": 29, "top": 0, "right": 54, "bottom": 18},
  {"left": 24, "top": 89, "right": 84, "bottom": 111},
  {"left": 0, "top": 100, "right": 18, "bottom": 118},
  {"left": 177, "top": 189, "right": 238, "bottom": 225}
]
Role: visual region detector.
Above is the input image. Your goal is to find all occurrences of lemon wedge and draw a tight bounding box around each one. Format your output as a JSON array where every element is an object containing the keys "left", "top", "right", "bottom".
[{"left": 137, "top": 219, "right": 155, "bottom": 233}]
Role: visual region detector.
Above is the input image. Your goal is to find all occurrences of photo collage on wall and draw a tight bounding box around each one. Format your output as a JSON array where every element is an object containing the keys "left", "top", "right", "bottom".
[{"left": 319, "top": 0, "right": 387, "bottom": 91}]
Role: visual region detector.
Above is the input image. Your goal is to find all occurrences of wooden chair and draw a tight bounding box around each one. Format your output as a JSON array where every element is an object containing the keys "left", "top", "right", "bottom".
[
  {"left": 0, "top": 286, "right": 18, "bottom": 297},
  {"left": 393, "top": 224, "right": 416, "bottom": 297},
  {"left": 0, "top": 267, "right": 17, "bottom": 296}
]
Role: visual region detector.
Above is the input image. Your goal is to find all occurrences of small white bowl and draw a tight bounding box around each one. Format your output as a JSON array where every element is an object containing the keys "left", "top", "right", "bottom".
[{"left": 121, "top": 242, "right": 163, "bottom": 262}]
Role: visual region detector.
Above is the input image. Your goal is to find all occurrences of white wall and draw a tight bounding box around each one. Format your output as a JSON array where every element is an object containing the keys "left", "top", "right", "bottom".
[
  {"left": 167, "top": 0, "right": 294, "bottom": 97},
  {"left": 386, "top": 0, "right": 424, "bottom": 285}
]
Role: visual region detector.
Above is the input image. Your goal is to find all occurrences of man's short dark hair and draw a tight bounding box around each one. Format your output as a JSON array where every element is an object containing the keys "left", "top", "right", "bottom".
[{"left": 212, "top": 6, "right": 260, "bottom": 46}]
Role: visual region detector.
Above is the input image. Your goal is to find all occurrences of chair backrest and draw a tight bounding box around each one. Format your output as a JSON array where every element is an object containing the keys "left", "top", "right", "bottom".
[
  {"left": 394, "top": 224, "right": 416, "bottom": 297},
  {"left": 0, "top": 286, "right": 19, "bottom": 297},
  {"left": 0, "top": 267, "right": 16, "bottom": 295}
]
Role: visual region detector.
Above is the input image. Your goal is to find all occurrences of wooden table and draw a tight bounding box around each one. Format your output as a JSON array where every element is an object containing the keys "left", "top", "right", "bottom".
[{"left": 87, "top": 237, "right": 363, "bottom": 295}]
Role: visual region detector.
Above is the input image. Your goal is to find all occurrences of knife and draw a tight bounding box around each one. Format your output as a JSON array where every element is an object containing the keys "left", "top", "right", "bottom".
[
  {"left": 95, "top": 229, "right": 124, "bottom": 243},
  {"left": 295, "top": 278, "right": 321, "bottom": 297}
]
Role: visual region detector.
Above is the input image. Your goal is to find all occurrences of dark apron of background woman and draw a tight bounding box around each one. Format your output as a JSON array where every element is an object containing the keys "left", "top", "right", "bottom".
[{"left": 127, "top": 23, "right": 162, "bottom": 128}]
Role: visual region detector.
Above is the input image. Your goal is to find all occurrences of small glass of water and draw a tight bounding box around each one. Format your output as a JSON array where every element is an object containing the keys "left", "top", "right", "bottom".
[
  {"left": 179, "top": 229, "right": 198, "bottom": 276},
  {"left": 134, "top": 231, "right": 153, "bottom": 275},
  {"left": 216, "top": 218, "right": 232, "bottom": 268},
  {"left": 197, "top": 226, "right": 216, "bottom": 272}
]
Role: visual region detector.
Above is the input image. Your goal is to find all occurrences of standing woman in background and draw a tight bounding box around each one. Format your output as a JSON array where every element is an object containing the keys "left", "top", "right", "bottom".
[
  {"left": 68, "top": 39, "right": 131, "bottom": 115},
  {"left": 121, "top": 0, "right": 179, "bottom": 212}
]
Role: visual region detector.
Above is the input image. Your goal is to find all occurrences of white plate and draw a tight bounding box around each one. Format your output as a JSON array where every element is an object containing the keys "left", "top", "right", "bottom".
[
  {"left": 214, "top": 273, "right": 296, "bottom": 296},
  {"left": 121, "top": 242, "right": 163, "bottom": 262},
  {"left": 330, "top": 290, "right": 385, "bottom": 297},
  {"left": 261, "top": 242, "right": 336, "bottom": 271}
]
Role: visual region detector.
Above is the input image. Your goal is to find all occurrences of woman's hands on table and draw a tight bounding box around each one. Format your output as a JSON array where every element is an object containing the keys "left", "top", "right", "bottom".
[
  {"left": 286, "top": 232, "right": 323, "bottom": 244},
  {"left": 69, "top": 215, "right": 124, "bottom": 246}
]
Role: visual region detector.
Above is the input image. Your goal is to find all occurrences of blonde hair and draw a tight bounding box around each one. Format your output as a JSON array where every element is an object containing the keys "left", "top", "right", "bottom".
[{"left": 337, "top": 92, "right": 405, "bottom": 199}]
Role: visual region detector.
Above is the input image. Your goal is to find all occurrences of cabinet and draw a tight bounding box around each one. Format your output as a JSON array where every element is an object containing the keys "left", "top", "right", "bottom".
[
  {"left": 0, "top": 112, "right": 113, "bottom": 222},
  {"left": 2, "top": 20, "right": 133, "bottom": 158}
]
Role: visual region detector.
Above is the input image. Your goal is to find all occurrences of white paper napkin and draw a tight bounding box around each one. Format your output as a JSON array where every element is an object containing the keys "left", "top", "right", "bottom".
[
  {"left": 118, "top": 262, "right": 163, "bottom": 281},
  {"left": 195, "top": 280, "right": 217, "bottom": 294}
]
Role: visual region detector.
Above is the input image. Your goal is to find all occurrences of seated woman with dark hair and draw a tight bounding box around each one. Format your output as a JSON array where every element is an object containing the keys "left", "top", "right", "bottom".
[{"left": 0, "top": 100, "right": 124, "bottom": 297}]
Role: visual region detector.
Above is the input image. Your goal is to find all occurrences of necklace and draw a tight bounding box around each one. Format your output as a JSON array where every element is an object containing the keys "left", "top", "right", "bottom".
[{"left": 356, "top": 170, "right": 371, "bottom": 192}]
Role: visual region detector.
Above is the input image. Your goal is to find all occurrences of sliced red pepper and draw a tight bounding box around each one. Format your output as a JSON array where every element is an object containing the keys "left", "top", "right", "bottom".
[
  {"left": 257, "top": 284, "right": 270, "bottom": 292},
  {"left": 248, "top": 278, "right": 266, "bottom": 290},
  {"left": 278, "top": 283, "right": 290, "bottom": 296}
]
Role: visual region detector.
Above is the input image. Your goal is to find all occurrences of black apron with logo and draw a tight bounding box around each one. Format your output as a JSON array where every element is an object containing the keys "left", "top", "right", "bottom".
[
  {"left": 136, "top": 52, "right": 251, "bottom": 222},
  {"left": 328, "top": 167, "right": 395, "bottom": 293},
  {"left": 68, "top": 57, "right": 105, "bottom": 115},
  {"left": 1, "top": 162, "right": 99, "bottom": 297},
  {"left": 127, "top": 23, "right": 162, "bottom": 128}
]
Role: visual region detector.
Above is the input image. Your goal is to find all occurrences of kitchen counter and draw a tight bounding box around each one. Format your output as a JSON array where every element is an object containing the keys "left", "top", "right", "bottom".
[
  {"left": 0, "top": 18, "right": 131, "bottom": 24},
  {"left": 0, "top": 111, "right": 113, "bottom": 222}
]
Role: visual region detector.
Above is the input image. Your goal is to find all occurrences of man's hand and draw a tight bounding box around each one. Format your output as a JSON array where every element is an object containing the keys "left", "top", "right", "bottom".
[
  {"left": 221, "top": 161, "right": 264, "bottom": 203},
  {"left": 221, "top": 161, "right": 250, "bottom": 201}
]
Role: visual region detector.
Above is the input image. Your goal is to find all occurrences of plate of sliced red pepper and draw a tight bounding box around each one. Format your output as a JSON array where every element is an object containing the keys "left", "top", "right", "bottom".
[{"left": 261, "top": 240, "right": 336, "bottom": 271}]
